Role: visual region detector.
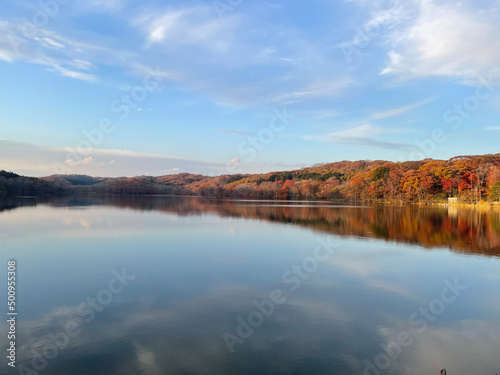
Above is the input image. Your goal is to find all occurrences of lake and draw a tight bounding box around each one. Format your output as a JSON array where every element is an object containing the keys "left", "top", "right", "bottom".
[{"left": 0, "top": 195, "right": 499, "bottom": 375}]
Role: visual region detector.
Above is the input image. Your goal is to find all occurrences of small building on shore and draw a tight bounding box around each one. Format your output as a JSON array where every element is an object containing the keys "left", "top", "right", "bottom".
[{"left": 448, "top": 197, "right": 459, "bottom": 205}]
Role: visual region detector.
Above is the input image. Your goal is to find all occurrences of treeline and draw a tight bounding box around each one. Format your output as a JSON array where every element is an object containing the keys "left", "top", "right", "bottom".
[
  {"left": 0, "top": 171, "right": 62, "bottom": 197},
  {"left": 187, "top": 154, "right": 500, "bottom": 203},
  {"left": 2, "top": 153, "right": 500, "bottom": 202}
]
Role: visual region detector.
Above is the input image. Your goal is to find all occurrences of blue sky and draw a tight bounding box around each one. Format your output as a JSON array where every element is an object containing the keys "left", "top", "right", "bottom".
[{"left": 0, "top": 0, "right": 499, "bottom": 177}]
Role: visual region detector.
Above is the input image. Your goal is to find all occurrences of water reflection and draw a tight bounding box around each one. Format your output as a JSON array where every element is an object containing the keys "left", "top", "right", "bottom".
[
  {"left": 0, "top": 195, "right": 499, "bottom": 375},
  {"left": 2, "top": 195, "right": 499, "bottom": 257}
]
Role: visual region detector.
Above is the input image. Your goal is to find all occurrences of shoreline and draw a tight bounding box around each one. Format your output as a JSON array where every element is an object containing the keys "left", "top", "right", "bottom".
[
  {"left": 432, "top": 201, "right": 500, "bottom": 210},
  {"left": 2, "top": 192, "right": 500, "bottom": 211}
]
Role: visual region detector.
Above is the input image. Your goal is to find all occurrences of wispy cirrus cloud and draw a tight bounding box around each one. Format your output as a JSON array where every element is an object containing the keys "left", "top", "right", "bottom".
[
  {"left": 0, "top": 22, "right": 101, "bottom": 82},
  {"left": 273, "top": 78, "right": 356, "bottom": 104},
  {"left": 370, "top": 97, "right": 435, "bottom": 119},
  {"left": 305, "top": 124, "right": 413, "bottom": 150},
  {"left": 128, "top": 4, "right": 357, "bottom": 108},
  {"left": 1, "top": 2, "right": 358, "bottom": 109}
]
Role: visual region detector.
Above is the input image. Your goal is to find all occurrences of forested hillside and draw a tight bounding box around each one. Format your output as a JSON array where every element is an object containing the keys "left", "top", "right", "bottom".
[
  {"left": 191, "top": 154, "right": 500, "bottom": 203},
  {"left": 0, "top": 171, "right": 62, "bottom": 196},
  {"left": 2, "top": 153, "right": 500, "bottom": 203}
]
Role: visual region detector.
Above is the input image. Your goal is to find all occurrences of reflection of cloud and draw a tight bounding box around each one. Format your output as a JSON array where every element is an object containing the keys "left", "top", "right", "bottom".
[
  {"left": 365, "top": 279, "right": 410, "bottom": 296},
  {"left": 1, "top": 201, "right": 499, "bottom": 373},
  {"left": 0, "top": 280, "right": 363, "bottom": 373},
  {"left": 62, "top": 217, "right": 93, "bottom": 229},
  {"left": 4, "top": 265, "right": 497, "bottom": 375},
  {"left": 0, "top": 205, "right": 193, "bottom": 240},
  {"left": 401, "top": 323, "right": 500, "bottom": 375},
  {"left": 459, "top": 320, "right": 500, "bottom": 343},
  {"left": 135, "top": 345, "right": 162, "bottom": 375}
]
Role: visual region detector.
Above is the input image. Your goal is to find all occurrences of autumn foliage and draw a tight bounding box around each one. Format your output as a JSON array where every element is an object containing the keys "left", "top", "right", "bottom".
[
  {"left": 185, "top": 154, "right": 500, "bottom": 203},
  {"left": 2, "top": 153, "right": 500, "bottom": 203}
]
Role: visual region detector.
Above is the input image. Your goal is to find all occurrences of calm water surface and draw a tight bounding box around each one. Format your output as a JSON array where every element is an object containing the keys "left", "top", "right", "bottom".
[{"left": 0, "top": 196, "right": 499, "bottom": 375}]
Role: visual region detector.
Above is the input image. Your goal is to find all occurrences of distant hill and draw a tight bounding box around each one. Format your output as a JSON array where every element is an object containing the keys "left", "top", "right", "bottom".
[
  {"left": 39, "top": 173, "right": 209, "bottom": 195},
  {"left": 2, "top": 153, "right": 500, "bottom": 202},
  {"left": 0, "top": 171, "right": 62, "bottom": 196}
]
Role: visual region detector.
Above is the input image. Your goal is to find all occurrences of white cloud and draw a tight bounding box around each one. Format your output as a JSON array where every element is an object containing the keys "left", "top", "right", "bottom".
[
  {"left": 64, "top": 156, "right": 94, "bottom": 167},
  {"left": 71, "top": 59, "right": 94, "bottom": 70},
  {"left": 340, "top": 0, "right": 405, "bottom": 52},
  {"left": 158, "top": 167, "right": 181, "bottom": 175},
  {"left": 36, "top": 37, "right": 65, "bottom": 49},
  {"left": 52, "top": 66, "right": 99, "bottom": 82},
  {"left": 485, "top": 126, "right": 500, "bottom": 131},
  {"left": 0, "top": 47, "right": 13, "bottom": 62},
  {"left": 380, "top": 0, "right": 500, "bottom": 84},
  {"left": 133, "top": 7, "right": 238, "bottom": 51},
  {"left": 1, "top": 3, "right": 356, "bottom": 109}
]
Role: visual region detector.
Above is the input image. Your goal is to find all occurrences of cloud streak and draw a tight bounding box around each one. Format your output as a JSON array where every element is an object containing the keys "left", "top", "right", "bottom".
[
  {"left": 370, "top": 97, "right": 435, "bottom": 119},
  {"left": 0, "top": 139, "right": 226, "bottom": 177},
  {"left": 215, "top": 129, "right": 251, "bottom": 135},
  {"left": 305, "top": 124, "right": 413, "bottom": 150}
]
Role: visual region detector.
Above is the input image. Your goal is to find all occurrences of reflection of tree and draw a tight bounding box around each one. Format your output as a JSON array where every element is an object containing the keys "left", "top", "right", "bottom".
[{"left": 2, "top": 195, "right": 499, "bottom": 257}]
